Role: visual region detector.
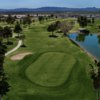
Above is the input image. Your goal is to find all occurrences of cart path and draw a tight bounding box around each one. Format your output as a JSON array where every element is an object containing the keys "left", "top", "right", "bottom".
[{"left": 5, "top": 40, "right": 22, "bottom": 56}]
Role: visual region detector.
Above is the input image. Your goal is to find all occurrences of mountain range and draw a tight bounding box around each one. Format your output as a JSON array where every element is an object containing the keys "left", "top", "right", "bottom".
[{"left": 0, "top": 7, "right": 100, "bottom": 13}]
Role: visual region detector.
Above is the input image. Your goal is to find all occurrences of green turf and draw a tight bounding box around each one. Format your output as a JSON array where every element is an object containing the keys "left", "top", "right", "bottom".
[
  {"left": 71, "top": 19, "right": 100, "bottom": 33},
  {"left": 86, "top": 19, "right": 100, "bottom": 33},
  {"left": 26, "top": 52, "right": 75, "bottom": 87},
  {"left": 3, "top": 19, "right": 96, "bottom": 100},
  {"left": 70, "top": 21, "right": 80, "bottom": 33}
]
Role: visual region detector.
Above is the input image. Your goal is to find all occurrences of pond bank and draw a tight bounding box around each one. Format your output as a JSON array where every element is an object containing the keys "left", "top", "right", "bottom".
[{"left": 69, "top": 38, "right": 99, "bottom": 62}]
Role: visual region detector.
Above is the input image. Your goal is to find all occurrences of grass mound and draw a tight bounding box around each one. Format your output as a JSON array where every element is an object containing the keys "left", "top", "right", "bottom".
[{"left": 26, "top": 52, "right": 76, "bottom": 87}]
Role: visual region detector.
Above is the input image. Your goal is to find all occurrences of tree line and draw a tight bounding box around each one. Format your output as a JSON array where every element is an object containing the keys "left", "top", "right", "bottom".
[
  {"left": 0, "top": 38, "right": 10, "bottom": 100},
  {"left": 90, "top": 61, "right": 100, "bottom": 100},
  {"left": 77, "top": 16, "right": 95, "bottom": 27}
]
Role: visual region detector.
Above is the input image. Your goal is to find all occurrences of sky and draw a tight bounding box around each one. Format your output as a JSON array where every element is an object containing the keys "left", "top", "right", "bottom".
[{"left": 0, "top": 0, "right": 100, "bottom": 9}]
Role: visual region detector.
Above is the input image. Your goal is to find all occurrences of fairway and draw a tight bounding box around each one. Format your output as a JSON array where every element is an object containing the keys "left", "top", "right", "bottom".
[{"left": 4, "top": 20, "right": 96, "bottom": 100}]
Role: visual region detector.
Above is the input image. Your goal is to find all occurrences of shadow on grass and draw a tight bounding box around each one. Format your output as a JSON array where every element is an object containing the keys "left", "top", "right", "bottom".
[{"left": 49, "top": 35, "right": 58, "bottom": 38}]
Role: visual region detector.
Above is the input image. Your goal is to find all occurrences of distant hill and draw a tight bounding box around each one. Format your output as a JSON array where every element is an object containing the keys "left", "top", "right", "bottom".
[
  {"left": 0, "top": 7, "right": 100, "bottom": 13},
  {"left": 35, "top": 7, "right": 100, "bottom": 12}
]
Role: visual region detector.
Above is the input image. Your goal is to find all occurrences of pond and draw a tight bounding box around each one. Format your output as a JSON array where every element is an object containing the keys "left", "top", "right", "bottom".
[{"left": 69, "top": 33, "right": 100, "bottom": 60}]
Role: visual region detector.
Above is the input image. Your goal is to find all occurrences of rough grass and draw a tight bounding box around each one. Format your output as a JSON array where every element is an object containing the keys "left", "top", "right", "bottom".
[{"left": 4, "top": 19, "right": 96, "bottom": 100}]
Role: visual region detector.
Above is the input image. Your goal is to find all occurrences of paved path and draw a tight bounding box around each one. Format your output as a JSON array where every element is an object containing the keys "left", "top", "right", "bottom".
[{"left": 5, "top": 40, "right": 22, "bottom": 56}]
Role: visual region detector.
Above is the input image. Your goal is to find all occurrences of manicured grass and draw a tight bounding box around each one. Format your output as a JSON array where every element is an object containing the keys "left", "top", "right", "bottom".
[
  {"left": 26, "top": 52, "right": 75, "bottom": 87},
  {"left": 71, "top": 19, "right": 100, "bottom": 33},
  {"left": 5, "top": 38, "right": 18, "bottom": 51},
  {"left": 4, "top": 19, "right": 96, "bottom": 100},
  {"left": 70, "top": 21, "right": 80, "bottom": 33},
  {"left": 86, "top": 19, "right": 100, "bottom": 33}
]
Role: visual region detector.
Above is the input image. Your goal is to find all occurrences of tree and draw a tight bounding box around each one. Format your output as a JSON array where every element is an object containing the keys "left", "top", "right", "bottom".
[
  {"left": 23, "top": 15, "right": 32, "bottom": 26},
  {"left": 50, "top": 14, "right": 54, "bottom": 19},
  {"left": 92, "top": 17, "right": 95, "bottom": 24},
  {"left": 27, "top": 14, "right": 32, "bottom": 25},
  {"left": 77, "top": 16, "right": 88, "bottom": 27},
  {"left": 38, "top": 16, "right": 44, "bottom": 23},
  {"left": 6, "top": 14, "right": 15, "bottom": 24},
  {"left": 0, "top": 26, "right": 3, "bottom": 37},
  {"left": 0, "top": 40, "right": 10, "bottom": 100},
  {"left": 47, "top": 23, "right": 57, "bottom": 36},
  {"left": 89, "top": 62, "right": 100, "bottom": 100},
  {"left": 55, "top": 21, "right": 61, "bottom": 29},
  {"left": 3, "top": 26, "right": 12, "bottom": 44},
  {"left": 14, "top": 23, "right": 22, "bottom": 37},
  {"left": 20, "top": 19, "right": 23, "bottom": 25},
  {"left": 59, "top": 21, "right": 74, "bottom": 36}
]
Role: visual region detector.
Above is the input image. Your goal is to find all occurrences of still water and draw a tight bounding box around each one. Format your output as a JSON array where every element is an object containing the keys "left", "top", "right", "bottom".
[{"left": 69, "top": 33, "right": 100, "bottom": 60}]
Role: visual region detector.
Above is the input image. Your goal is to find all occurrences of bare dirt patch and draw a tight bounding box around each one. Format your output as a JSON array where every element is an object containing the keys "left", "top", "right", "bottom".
[{"left": 11, "top": 52, "right": 32, "bottom": 61}]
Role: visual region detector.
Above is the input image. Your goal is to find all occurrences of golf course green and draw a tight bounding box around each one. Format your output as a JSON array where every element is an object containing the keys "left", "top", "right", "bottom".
[{"left": 4, "top": 20, "right": 96, "bottom": 100}]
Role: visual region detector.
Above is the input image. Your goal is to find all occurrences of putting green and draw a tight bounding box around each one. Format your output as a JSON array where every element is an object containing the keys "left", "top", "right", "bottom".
[{"left": 26, "top": 52, "right": 76, "bottom": 87}]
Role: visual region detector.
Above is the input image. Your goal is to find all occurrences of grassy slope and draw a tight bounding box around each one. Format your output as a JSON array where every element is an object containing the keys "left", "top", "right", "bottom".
[{"left": 4, "top": 20, "right": 96, "bottom": 100}]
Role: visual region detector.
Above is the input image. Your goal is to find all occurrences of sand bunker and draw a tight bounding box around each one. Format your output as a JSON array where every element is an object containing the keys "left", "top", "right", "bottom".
[{"left": 11, "top": 52, "right": 32, "bottom": 61}]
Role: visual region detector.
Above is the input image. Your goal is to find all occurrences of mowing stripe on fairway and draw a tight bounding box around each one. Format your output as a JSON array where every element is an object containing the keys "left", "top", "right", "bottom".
[{"left": 26, "top": 52, "right": 76, "bottom": 87}]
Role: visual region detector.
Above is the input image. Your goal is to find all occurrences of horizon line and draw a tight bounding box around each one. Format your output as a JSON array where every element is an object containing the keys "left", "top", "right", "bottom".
[{"left": 0, "top": 6, "right": 100, "bottom": 10}]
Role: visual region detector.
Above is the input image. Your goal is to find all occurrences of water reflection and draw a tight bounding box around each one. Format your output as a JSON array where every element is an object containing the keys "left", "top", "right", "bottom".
[
  {"left": 97, "top": 35, "right": 100, "bottom": 44},
  {"left": 75, "top": 31, "right": 90, "bottom": 42},
  {"left": 69, "top": 33, "right": 100, "bottom": 60},
  {"left": 76, "top": 34, "right": 86, "bottom": 42}
]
